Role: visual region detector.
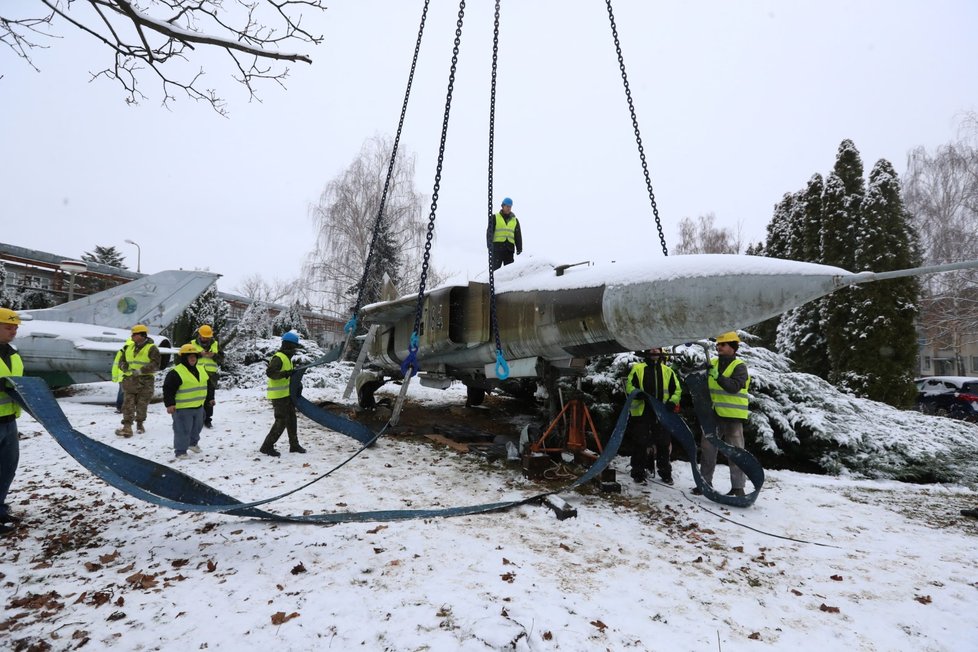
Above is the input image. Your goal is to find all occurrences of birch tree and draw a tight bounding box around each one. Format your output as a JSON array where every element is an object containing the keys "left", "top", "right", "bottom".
[
  {"left": 2, "top": 0, "right": 326, "bottom": 115},
  {"left": 303, "top": 136, "right": 432, "bottom": 321}
]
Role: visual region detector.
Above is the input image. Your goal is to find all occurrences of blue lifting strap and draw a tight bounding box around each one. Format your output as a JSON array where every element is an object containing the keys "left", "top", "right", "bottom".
[
  {"left": 3, "top": 376, "right": 634, "bottom": 523},
  {"left": 650, "top": 372, "right": 765, "bottom": 507}
]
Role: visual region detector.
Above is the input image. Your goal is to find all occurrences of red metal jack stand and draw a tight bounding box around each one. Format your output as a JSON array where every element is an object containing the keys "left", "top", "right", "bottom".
[
  {"left": 526, "top": 399, "right": 619, "bottom": 499},
  {"left": 530, "top": 398, "right": 603, "bottom": 462}
]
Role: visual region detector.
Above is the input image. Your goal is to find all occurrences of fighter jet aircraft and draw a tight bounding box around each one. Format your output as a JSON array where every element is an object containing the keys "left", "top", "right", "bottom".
[
  {"left": 15, "top": 269, "right": 220, "bottom": 387},
  {"left": 353, "top": 253, "right": 978, "bottom": 407}
]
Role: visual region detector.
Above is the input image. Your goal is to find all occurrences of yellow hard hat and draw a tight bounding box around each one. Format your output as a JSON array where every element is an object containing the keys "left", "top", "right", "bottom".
[
  {"left": 198, "top": 324, "right": 214, "bottom": 338},
  {"left": 131, "top": 324, "right": 149, "bottom": 335},
  {"left": 716, "top": 331, "right": 741, "bottom": 344},
  {"left": 0, "top": 307, "right": 21, "bottom": 325},
  {"left": 179, "top": 343, "right": 203, "bottom": 355}
]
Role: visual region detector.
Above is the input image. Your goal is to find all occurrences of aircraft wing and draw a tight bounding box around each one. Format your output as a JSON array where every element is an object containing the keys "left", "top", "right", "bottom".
[{"left": 24, "top": 270, "right": 220, "bottom": 331}]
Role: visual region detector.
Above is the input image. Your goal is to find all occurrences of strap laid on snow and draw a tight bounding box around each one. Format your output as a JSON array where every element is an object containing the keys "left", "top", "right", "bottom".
[
  {"left": 4, "top": 376, "right": 631, "bottom": 524},
  {"left": 657, "top": 372, "right": 764, "bottom": 507},
  {"left": 289, "top": 368, "right": 377, "bottom": 445}
]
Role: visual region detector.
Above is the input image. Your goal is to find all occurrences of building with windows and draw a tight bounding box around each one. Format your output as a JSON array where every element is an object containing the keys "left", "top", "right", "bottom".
[{"left": 0, "top": 242, "right": 344, "bottom": 344}]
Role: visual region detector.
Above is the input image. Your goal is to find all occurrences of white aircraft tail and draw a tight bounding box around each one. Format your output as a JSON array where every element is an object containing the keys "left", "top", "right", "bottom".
[{"left": 24, "top": 270, "right": 221, "bottom": 330}]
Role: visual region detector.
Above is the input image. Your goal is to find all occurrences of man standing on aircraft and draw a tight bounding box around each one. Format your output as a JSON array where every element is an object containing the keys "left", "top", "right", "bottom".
[
  {"left": 115, "top": 324, "right": 161, "bottom": 438},
  {"left": 259, "top": 332, "right": 306, "bottom": 457},
  {"left": 163, "top": 343, "right": 214, "bottom": 460},
  {"left": 193, "top": 324, "right": 222, "bottom": 429},
  {"left": 693, "top": 332, "right": 751, "bottom": 497},
  {"left": 0, "top": 308, "right": 25, "bottom": 536},
  {"left": 624, "top": 347, "right": 682, "bottom": 484},
  {"left": 488, "top": 197, "right": 522, "bottom": 271}
]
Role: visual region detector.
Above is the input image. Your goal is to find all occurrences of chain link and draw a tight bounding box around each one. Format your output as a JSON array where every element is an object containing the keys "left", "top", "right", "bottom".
[
  {"left": 486, "top": 1, "right": 505, "bottom": 365},
  {"left": 407, "top": 0, "right": 468, "bottom": 371},
  {"left": 605, "top": 0, "right": 668, "bottom": 257},
  {"left": 347, "top": 0, "right": 431, "bottom": 337}
]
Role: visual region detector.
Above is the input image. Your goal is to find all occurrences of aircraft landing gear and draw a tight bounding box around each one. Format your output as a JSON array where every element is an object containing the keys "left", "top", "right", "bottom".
[
  {"left": 465, "top": 386, "right": 486, "bottom": 407},
  {"left": 356, "top": 371, "right": 386, "bottom": 410}
]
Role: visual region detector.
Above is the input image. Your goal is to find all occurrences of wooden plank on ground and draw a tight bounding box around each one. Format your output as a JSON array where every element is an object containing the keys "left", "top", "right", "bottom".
[{"left": 424, "top": 434, "right": 471, "bottom": 452}]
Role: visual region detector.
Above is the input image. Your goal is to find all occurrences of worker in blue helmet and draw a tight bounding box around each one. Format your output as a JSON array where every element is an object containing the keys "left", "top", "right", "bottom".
[
  {"left": 260, "top": 331, "right": 306, "bottom": 457},
  {"left": 487, "top": 196, "right": 522, "bottom": 271}
]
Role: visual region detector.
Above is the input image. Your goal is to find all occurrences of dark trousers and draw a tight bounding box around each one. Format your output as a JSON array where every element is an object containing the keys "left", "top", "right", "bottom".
[
  {"left": 261, "top": 397, "right": 300, "bottom": 451},
  {"left": 626, "top": 412, "right": 652, "bottom": 478},
  {"left": 628, "top": 413, "right": 673, "bottom": 481},
  {"left": 491, "top": 242, "right": 515, "bottom": 271},
  {"left": 650, "top": 421, "right": 673, "bottom": 481},
  {"left": 204, "top": 377, "right": 216, "bottom": 424},
  {"left": 0, "top": 420, "right": 19, "bottom": 514}
]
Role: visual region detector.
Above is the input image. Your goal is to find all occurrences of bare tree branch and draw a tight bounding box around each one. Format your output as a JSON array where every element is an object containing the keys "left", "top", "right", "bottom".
[{"left": 3, "top": 0, "right": 326, "bottom": 115}]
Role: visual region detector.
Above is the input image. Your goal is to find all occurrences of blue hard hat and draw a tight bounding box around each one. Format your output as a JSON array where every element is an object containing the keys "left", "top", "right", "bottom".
[
  {"left": 501, "top": 197, "right": 513, "bottom": 207},
  {"left": 282, "top": 332, "right": 300, "bottom": 344}
]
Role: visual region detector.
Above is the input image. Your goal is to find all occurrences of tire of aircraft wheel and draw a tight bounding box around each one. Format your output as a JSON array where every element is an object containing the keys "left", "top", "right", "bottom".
[{"left": 466, "top": 386, "right": 486, "bottom": 407}]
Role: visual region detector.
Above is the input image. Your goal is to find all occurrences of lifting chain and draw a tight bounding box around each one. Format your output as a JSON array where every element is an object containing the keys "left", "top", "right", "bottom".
[
  {"left": 402, "top": 0, "right": 467, "bottom": 378},
  {"left": 342, "top": 0, "right": 432, "bottom": 353},
  {"left": 485, "top": 0, "right": 509, "bottom": 380},
  {"left": 605, "top": 0, "right": 669, "bottom": 257}
]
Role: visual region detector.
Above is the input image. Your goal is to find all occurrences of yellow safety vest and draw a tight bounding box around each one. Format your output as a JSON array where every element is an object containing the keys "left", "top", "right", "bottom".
[
  {"left": 493, "top": 213, "right": 518, "bottom": 244},
  {"left": 266, "top": 352, "right": 293, "bottom": 400},
  {"left": 708, "top": 358, "right": 750, "bottom": 420},
  {"left": 196, "top": 339, "right": 220, "bottom": 375},
  {"left": 173, "top": 364, "right": 209, "bottom": 409},
  {"left": 626, "top": 362, "right": 682, "bottom": 416},
  {"left": 125, "top": 341, "right": 155, "bottom": 376},
  {"left": 111, "top": 338, "right": 133, "bottom": 382},
  {"left": 0, "top": 352, "right": 24, "bottom": 419}
]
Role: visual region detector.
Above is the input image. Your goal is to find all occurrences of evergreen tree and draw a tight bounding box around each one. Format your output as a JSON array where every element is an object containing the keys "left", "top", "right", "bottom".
[
  {"left": 77, "top": 244, "right": 129, "bottom": 295},
  {"left": 751, "top": 193, "right": 797, "bottom": 347},
  {"left": 81, "top": 245, "right": 128, "bottom": 269},
  {"left": 271, "top": 300, "right": 310, "bottom": 337},
  {"left": 347, "top": 216, "right": 401, "bottom": 311},
  {"left": 16, "top": 288, "right": 55, "bottom": 309},
  {"left": 0, "top": 262, "right": 18, "bottom": 308},
  {"left": 172, "top": 284, "right": 231, "bottom": 345},
  {"left": 821, "top": 140, "right": 867, "bottom": 385},
  {"left": 236, "top": 301, "right": 273, "bottom": 341},
  {"left": 778, "top": 175, "right": 830, "bottom": 378},
  {"left": 840, "top": 159, "right": 922, "bottom": 404}
]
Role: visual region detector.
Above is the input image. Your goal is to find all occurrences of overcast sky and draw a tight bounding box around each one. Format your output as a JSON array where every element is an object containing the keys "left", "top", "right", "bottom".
[{"left": 3, "top": 1, "right": 977, "bottom": 301}]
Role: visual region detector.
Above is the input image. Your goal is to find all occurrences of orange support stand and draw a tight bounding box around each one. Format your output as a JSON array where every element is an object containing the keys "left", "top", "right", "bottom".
[{"left": 530, "top": 399, "right": 603, "bottom": 462}]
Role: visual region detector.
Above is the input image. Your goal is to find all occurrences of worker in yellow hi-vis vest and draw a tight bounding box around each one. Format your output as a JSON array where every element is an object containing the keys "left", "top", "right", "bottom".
[
  {"left": 0, "top": 308, "right": 25, "bottom": 536},
  {"left": 694, "top": 332, "right": 751, "bottom": 498},
  {"left": 259, "top": 332, "right": 306, "bottom": 457},
  {"left": 193, "top": 324, "right": 223, "bottom": 429},
  {"left": 487, "top": 197, "right": 522, "bottom": 271}
]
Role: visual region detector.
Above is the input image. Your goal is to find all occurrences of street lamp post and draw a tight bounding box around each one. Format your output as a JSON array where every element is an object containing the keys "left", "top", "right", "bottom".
[{"left": 125, "top": 239, "right": 141, "bottom": 273}]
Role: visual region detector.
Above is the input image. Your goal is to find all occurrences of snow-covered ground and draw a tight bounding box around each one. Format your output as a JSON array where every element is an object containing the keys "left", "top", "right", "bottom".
[{"left": 2, "top": 375, "right": 977, "bottom": 651}]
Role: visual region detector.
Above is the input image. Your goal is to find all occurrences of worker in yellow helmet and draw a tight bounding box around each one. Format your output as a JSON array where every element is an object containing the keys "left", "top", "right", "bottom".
[
  {"left": 693, "top": 332, "right": 751, "bottom": 497},
  {"left": 193, "top": 324, "right": 222, "bottom": 429},
  {"left": 115, "top": 324, "right": 161, "bottom": 438},
  {"left": 0, "top": 308, "right": 24, "bottom": 536},
  {"left": 162, "top": 343, "right": 214, "bottom": 461}
]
